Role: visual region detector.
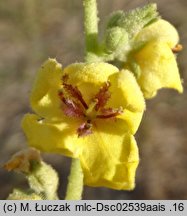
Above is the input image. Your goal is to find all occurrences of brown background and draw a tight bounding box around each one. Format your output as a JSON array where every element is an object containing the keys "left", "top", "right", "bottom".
[{"left": 0, "top": 0, "right": 187, "bottom": 199}]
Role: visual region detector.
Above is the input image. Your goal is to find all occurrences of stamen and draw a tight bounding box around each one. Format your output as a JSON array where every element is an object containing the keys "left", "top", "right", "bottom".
[
  {"left": 94, "top": 81, "right": 111, "bottom": 111},
  {"left": 85, "top": 99, "right": 98, "bottom": 119},
  {"left": 58, "top": 91, "right": 84, "bottom": 118},
  {"left": 62, "top": 82, "right": 88, "bottom": 110},
  {"left": 172, "top": 44, "right": 183, "bottom": 53},
  {"left": 96, "top": 107, "right": 123, "bottom": 119},
  {"left": 62, "top": 74, "right": 69, "bottom": 82},
  {"left": 58, "top": 79, "right": 124, "bottom": 137},
  {"left": 58, "top": 91, "right": 67, "bottom": 105},
  {"left": 77, "top": 120, "right": 93, "bottom": 137}
]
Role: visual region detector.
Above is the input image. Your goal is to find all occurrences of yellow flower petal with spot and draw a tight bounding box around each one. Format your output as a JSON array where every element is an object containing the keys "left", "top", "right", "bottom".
[
  {"left": 22, "top": 114, "right": 79, "bottom": 157},
  {"left": 135, "top": 40, "right": 183, "bottom": 98},
  {"left": 22, "top": 59, "right": 144, "bottom": 190}
]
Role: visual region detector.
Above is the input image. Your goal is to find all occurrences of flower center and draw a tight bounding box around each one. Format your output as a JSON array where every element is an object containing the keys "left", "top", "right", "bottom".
[{"left": 58, "top": 75, "right": 123, "bottom": 137}]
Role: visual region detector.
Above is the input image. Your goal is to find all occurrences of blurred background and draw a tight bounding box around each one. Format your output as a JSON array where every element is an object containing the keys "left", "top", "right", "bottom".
[{"left": 0, "top": 0, "right": 187, "bottom": 200}]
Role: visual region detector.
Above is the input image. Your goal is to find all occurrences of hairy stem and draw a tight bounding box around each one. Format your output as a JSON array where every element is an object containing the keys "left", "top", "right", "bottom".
[
  {"left": 83, "top": 0, "right": 99, "bottom": 61},
  {"left": 65, "top": 159, "right": 84, "bottom": 200}
]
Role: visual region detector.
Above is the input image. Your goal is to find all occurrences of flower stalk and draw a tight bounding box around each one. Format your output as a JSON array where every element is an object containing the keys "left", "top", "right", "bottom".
[
  {"left": 65, "top": 159, "right": 83, "bottom": 200},
  {"left": 83, "top": 0, "right": 99, "bottom": 61}
]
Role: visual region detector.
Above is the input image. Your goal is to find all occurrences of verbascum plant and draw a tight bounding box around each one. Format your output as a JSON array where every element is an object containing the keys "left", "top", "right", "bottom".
[{"left": 3, "top": 0, "right": 183, "bottom": 200}]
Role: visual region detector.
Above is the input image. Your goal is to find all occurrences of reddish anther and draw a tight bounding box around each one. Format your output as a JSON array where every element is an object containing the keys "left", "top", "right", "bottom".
[
  {"left": 58, "top": 91, "right": 84, "bottom": 118},
  {"left": 94, "top": 82, "right": 111, "bottom": 111},
  {"left": 58, "top": 80, "right": 123, "bottom": 138},
  {"left": 64, "top": 83, "right": 88, "bottom": 109},
  {"left": 77, "top": 121, "right": 93, "bottom": 137},
  {"left": 62, "top": 75, "right": 88, "bottom": 110},
  {"left": 96, "top": 108, "right": 123, "bottom": 119}
]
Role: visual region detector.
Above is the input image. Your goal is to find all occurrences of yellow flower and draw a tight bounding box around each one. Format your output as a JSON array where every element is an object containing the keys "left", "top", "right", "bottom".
[
  {"left": 128, "top": 19, "right": 183, "bottom": 99},
  {"left": 22, "top": 59, "right": 145, "bottom": 190}
]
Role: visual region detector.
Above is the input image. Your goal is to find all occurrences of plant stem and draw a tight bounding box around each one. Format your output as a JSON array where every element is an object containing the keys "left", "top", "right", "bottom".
[
  {"left": 83, "top": 0, "right": 99, "bottom": 61},
  {"left": 65, "top": 159, "right": 83, "bottom": 200}
]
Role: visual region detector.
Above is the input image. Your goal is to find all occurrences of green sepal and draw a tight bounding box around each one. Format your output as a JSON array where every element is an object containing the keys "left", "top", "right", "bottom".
[
  {"left": 107, "top": 10, "right": 124, "bottom": 29},
  {"left": 107, "top": 3, "right": 159, "bottom": 39},
  {"left": 4, "top": 148, "right": 59, "bottom": 200},
  {"left": 7, "top": 188, "right": 43, "bottom": 200},
  {"left": 128, "top": 60, "right": 142, "bottom": 79},
  {"left": 104, "top": 27, "right": 129, "bottom": 53},
  {"left": 27, "top": 161, "right": 59, "bottom": 200}
]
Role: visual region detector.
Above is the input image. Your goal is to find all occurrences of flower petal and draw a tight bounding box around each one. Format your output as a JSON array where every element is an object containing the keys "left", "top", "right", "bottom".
[
  {"left": 63, "top": 62, "right": 119, "bottom": 104},
  {"left": 30, "top": 59, "right": 64, "bottom": 120},
  {"left": 135, "top": 40, "right": 183, "bottom": 99},
  {"left": 135, "top": 19, "right": 179, "bottom": 48},
  {"left": 118, "top": 110, "right": 144, "bottom": 134},
  {"left": 21, "top": 114, "right": 82, "bottom": 157},
  {"left": 78, "top": 120, "right": 139, "bottom": 190},
  {"left": 22, "top": 115, "right": 139, "bottom": 190},
  {"left": 105, "top": 70, "right": 145, "bottom": 134},
  {"left": 107, "top": 69, "right": 145, "bottom": 112}
]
